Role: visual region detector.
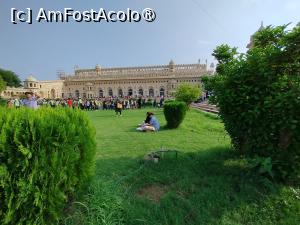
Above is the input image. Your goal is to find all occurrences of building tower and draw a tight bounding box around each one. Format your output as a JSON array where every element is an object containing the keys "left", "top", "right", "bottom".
[{"left": 24, "top": 75, "right": 38, "bottom": 90}]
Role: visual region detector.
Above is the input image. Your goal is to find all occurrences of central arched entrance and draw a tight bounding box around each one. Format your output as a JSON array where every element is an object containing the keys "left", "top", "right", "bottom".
[
  {"left": 99, "top": 89, "right": 104, "bottom": 98},
  {"left": 128, "top": 88, "right": 133, "bottom": 96},
  {"left": 118, "top": 88, "right": 123, "bottom": 97},
  {"left": 149, "top": 87, "right": 154, "bottom": 97},
  {"left": 138, "top": 88, "right": 143, "bottom": 96},
  {"left": 160, "top": 87, "right": 165, "bottom": 97},
  {"left": 51, "top": 89, "right": 56, "bottom": 99}
]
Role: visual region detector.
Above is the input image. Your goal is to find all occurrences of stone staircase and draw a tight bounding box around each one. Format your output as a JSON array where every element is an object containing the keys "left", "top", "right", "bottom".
[{"left": 191, "top": 101, "right": 219, "bottom": 114}]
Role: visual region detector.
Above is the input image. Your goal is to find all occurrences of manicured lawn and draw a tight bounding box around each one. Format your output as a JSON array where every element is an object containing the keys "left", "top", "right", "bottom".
[{"left": 63, "top": 109, "right": 300, "bottom": 225}]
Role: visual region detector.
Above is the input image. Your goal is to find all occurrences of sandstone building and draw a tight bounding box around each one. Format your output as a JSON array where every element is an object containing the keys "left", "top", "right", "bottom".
[{"left": 1, "top": 60, "right": 214, "bottom": 99}]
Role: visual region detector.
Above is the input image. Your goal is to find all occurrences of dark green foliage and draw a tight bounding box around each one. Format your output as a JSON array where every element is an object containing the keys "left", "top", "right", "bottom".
[
  {"left": 0, "top": 98, "right": 6, "bottom": 107},
  {"left": 163, "top": 101, "right": 187, "bottom": 128},
  {"left": 0, "top": 68, "right": 22, "bottom": 87},
  {"left": 0, "top": 76, "right": 6, "bottom": 92},
  {"left": 0, "top": 107, "right": 96, "bottom": 225},
  {"left": 203, "top": 23, "right": 300, "bottom": 182},
  {"left": 144, "top": 99, "right": 153, "bottom": 107}
]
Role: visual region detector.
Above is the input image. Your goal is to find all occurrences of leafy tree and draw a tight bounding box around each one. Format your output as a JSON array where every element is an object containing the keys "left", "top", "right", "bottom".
[
  {"left": 212, "top": 44, "right": 238, "bottom": 74},
  {"left": 0, "top": 76, "right": 6, "bottom": 93},
  {"left": 0, "top": 68, "right": 22, "bottom": 87},
  {"left": 203, "top": 23, "right": 300, "bottom": 182},
  {"left": 174, "top": 83, "right": 201, "bottom": 106}
]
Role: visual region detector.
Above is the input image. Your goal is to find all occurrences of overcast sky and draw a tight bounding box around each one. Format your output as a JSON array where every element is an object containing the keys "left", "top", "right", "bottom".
[{"left": 0, "top": 0, "right": 299, "bottom": 81}]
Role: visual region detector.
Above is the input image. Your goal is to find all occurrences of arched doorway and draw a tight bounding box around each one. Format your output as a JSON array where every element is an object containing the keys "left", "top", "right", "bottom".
[
  {"left": 75, "top": 90, "right": 80, "bottom": 98},
  {"left": 51, "top": 89, "right": 56, "bottom": 99},
  {"left": 149, "top": 88, "right": 154, "bottom": 97},
  {"left": 138, "top": 88, "right": 143, "bottom": 96},
  {"left": 160, "top": 87, "right": 165, "bottom": 97},
  {"left": 118, "top": 88, "right": 123, "bottom": 97},
  {"left": 108, "top": 88, "right": 113, "bottom": 97},
  {"left": 99, "top": 89, "right": 103, "bottom": 98},
  {"left": 128, "top": 88, "right": 133, "bottom": 96}
]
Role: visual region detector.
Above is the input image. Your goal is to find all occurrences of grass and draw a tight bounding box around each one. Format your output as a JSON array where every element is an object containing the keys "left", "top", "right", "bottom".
[{"left": 62, "top": 108, "right": 300, "bottom": 225}]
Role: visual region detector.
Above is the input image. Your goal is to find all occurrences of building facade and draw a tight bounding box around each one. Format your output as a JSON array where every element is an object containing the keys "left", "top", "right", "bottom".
[{"left": 1, "top": 60, "right": 214, "bottom": 99}]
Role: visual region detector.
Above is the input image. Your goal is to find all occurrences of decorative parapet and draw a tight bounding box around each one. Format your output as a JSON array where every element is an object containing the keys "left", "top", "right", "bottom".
[{"left": 61, "top": 63, "right": 210, "bottom": 81}]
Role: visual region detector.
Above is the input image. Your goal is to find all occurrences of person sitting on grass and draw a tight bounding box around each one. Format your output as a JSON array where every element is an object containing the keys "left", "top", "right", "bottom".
[
  {"left": 136, "top": 112, "right": 151, "bottom": 130},
  {"left": 136, "top": 112, "right": 160, "bottom": 132}
]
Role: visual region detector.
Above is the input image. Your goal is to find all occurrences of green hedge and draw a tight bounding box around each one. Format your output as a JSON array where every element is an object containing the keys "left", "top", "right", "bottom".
[
  {"left": 144, "top": 99, "right": 153, "bottom": 107},
  {"left": 163, "top": 101, "right": 187, "bottom": 129},
  {"left": 203, "top": 24, "right": 300, "bottom": 181},
  {"left": 0, "top": 107, "right": 96, "bottom": 225}
]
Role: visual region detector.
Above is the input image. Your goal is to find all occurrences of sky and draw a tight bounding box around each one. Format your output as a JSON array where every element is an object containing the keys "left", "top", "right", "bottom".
[{"left": 0, "top": 0, "right": 299, "bottom": 81}]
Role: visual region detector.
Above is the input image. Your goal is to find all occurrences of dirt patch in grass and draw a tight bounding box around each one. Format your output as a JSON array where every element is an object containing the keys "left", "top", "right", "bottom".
[{"left": 136, "top": 185, "right": 168, "bottom": 202}]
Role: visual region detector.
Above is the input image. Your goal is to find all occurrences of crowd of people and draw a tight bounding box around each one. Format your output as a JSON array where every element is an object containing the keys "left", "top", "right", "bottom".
[
  {"left": 6, "top": 91, "right": 166, "bottom": 111},
  {"left": 4, "top": 91, "right": 163, "bottom": 132}
]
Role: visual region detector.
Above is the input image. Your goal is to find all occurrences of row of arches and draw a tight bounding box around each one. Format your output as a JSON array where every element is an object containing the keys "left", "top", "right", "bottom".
[{"left": 74, "top": 87, "right": 165, "bottom": 98}]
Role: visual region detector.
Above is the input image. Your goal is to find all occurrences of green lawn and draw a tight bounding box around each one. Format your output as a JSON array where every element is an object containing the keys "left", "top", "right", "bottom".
[{"left": 62, "top": 109, "right": 300, "bottom": 225}]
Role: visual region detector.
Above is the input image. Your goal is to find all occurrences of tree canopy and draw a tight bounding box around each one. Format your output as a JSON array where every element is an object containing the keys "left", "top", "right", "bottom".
[
  {"left": 0, "top": 68, "right": 22, "bottom": 87},
  {"left": 0, "top": 76, "right": 6, "bottom": 93},
  {"left": 203, "top": 23, "right": 300, "bottom": 182}
]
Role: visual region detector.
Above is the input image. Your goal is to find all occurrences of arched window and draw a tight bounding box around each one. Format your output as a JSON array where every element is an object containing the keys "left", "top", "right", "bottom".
[
  {"left": 75, "top": 90, "right": 80, "bottom": 98},
  {"left": 99, "top": 89, "right": 103, "bottom": 98},
  {"left": 108, "top": 88, "right": 113, "bottom": 96},
  {"left": 128, "top": 88, "right": 133, "bottom": 96},
  {"left": 160, "top": 88, "right": 165, "bottom": 97},
  {"left": 138, "top": 88, "right": 143, "bottom": 96},
  {"left": 149, "top": 88, "right": 154, "bottom": 97},
  {"left": 118, "top": 88, "right": 123, "bottom": 97}
]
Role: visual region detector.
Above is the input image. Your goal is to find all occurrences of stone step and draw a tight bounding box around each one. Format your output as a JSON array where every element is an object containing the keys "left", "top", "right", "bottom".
[{"left": 191, "top": 103, "right": 219, "bottom": 114}]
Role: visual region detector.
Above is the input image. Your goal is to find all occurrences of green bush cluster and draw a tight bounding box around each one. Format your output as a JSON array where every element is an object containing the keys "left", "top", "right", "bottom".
[
  {"left": 174, "top": 83, "right": 201, "bottom": 105},
  {"left": 203, "top": 24, "right": 300, "bottom": 182},
  {"left": 144, "top": 99, "right": 153, "bottom": 107},
  {"left": 163, "top": 101, "right": 187, "bottom": 129},
  {"left": 0, "top": 107, "right": 96, "bottom": 225}
]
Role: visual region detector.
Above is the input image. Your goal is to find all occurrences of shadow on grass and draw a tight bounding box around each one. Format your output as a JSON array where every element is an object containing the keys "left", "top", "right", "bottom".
[{"left": 90, "top": 147, "right": 288, "bottom": 225}]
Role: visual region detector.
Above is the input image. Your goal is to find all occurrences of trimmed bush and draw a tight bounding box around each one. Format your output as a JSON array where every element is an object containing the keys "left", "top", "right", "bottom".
[
  {"left": 203, "top": 24, "right": 300, "bottom": 182},
  {"left": 163, "top": 101, "right": 187, "bottom": 128},
  {"left": 0, "top": 107, "right": 96, "bottom": 225}
]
